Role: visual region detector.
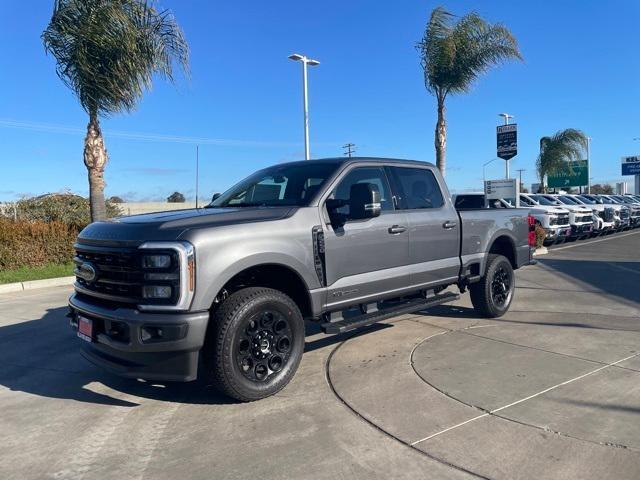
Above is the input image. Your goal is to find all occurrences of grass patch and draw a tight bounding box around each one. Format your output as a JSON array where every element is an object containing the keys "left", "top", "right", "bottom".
[{"left": 0, "top": 262, "right": 75, "bottom": 284}]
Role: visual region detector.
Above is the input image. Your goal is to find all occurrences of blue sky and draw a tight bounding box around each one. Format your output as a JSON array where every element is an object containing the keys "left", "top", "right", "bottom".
[{"left": 1, "top": 0, "right": 639, "bottom": 201}]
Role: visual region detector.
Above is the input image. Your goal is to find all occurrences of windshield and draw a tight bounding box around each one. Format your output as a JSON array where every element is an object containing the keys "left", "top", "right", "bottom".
[
  {"left": 558, "top": 195, "right": 579, "bottom": 205},
  {"left": 582, "top": 194, "right": 603, "bottom": 204},
  {"left": 210, "top": 162, "right": 339, "bottom": 207},
  {"left": 576, "top": 195, "right": 596, "bottom": 204},
  {"left": 601, "top": 195, "right": 620, "bottom": 204},
  {"left": 530, "top": 194, "right": 557, "bottom": 206}
]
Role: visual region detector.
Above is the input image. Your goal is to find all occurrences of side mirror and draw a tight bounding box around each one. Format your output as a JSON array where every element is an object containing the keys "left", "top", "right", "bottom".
[
  {"left": 350, "top": 183, "right": 381, "bottom": 220},
  {"left": 211, "top": 192, "right": 221, "bottom": 202}
]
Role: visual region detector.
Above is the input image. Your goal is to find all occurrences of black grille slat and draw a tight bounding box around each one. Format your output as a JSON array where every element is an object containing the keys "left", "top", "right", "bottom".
[{"left": 74, "top": 245, "right": 143, "bottom": 303}]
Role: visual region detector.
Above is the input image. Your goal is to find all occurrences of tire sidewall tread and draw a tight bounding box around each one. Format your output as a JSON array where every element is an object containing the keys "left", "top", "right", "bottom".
[
  {"left": 470, "top": 254, "right": 514, "bottom": 318},
  {"left": 204, "top": 287, "right": 304, "bottom": 402}
]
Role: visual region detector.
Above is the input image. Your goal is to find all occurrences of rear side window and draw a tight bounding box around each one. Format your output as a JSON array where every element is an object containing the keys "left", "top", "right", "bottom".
[
  {"left": 454, "top": 195, "right": 485, "bottom": 210},
  {"left": 388, "top": 167, "right": 444, "bottom": 210}
]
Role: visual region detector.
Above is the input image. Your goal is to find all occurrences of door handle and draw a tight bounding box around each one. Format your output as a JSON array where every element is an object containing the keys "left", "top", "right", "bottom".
[
  {"left": 388, "top": 225, "right": 407, "bottom": 234},
  {"left": 442, "top": 220, "right": 457, "bottom": 229}
]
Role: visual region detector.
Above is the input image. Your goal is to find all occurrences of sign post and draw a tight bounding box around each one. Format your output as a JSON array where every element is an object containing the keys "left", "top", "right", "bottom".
[{"left": 497, "top": 124, "right": 517, "bottom": 179}]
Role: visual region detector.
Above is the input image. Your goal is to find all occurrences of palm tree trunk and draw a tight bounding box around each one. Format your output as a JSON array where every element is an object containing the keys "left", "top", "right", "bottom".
[
  {"left": 84, "top": 114, "right": 108, "bottom": 222},
  {"left": 435, "top": 94, "right": 447, "bottom": 176}
]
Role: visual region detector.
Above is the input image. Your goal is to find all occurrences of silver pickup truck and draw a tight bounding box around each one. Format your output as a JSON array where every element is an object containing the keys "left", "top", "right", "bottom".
[{"left": 69, "top": 157, "right": 535, "bottom": 401}]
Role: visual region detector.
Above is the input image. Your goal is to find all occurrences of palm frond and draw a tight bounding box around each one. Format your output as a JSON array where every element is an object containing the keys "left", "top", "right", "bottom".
[
  {"left": 42, "top": 0, "right": 190, "bottom": 117},
  {"left": 417, "top": 7, "right": 522, "bottom": 97},
  {"left": 537, "top": 129, "right": 588, "bottom": 183}
]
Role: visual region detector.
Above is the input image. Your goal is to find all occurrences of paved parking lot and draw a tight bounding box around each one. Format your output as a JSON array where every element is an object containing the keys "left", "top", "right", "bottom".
[{"left": 1, "top": 230, "right": 640, "bottom": 480}]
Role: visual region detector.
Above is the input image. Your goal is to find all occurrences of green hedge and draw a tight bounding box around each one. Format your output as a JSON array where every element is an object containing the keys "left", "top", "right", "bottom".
[{"left": 0, "top": 219, "right": 79, "bottom": 270}]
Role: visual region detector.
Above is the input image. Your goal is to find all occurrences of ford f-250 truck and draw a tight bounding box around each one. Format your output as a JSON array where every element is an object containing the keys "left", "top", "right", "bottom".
[{"left": 69, "top": 158, "right": 535, "bottom": 401}]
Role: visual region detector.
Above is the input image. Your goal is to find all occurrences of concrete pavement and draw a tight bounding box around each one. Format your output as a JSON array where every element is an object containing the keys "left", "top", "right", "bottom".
[{"left": 1, "top": 230, "right": 640, "bottom": 479}]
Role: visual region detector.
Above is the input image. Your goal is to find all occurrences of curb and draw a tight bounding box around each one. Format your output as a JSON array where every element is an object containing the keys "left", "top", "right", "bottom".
[{"left": 0, "top": 276, "right": 75, "bottom": 295}]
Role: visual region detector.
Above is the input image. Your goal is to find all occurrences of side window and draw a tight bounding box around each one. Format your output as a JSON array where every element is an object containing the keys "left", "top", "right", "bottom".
[
  {"left": 329, "top": 167, "right": 393, "bottom": 217},
  {"left": 388, "top": 167, "right": 444, "bottom": 210},
  {"left": 520, "top": 195, "right": 532, "bottom": 206},
  {"left": 454, "top": 195, "right": 484, "bottom": 210}
]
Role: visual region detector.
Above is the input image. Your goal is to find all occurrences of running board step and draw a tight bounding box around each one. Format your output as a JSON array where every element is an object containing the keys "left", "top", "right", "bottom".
[{"left": 321, "top": 292, "right": 460, "bottom": 335}]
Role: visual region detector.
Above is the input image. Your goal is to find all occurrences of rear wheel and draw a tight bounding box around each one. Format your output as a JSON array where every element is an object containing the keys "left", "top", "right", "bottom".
[
  {"left": 470, "top": 254, "right": 514, "bottom": 318},
  {"left": 202, "top": 287, "right": 305, "bottom": 402}
]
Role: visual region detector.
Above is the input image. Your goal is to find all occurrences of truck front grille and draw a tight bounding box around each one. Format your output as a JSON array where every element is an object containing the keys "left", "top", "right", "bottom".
[
  {"left": 74, "top": 245, "right": 143, "bottom": 304},
  {"left": 603, "top": 208, "right": 615, "bottom": 222}
]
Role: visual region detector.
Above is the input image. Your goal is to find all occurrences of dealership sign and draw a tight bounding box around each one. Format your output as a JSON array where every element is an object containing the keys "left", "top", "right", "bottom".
[
  {"left": 547, "top": 160, "right": 588, "bottom": 188},
  {"left": 485, "top": 178, "right": 518, "bottom": 200},
  {"left": 621, "top": 156, "right": 640, "bottom": 176},
  {"left": 496, "top": 124, "right": 517, "bottom": 160}
]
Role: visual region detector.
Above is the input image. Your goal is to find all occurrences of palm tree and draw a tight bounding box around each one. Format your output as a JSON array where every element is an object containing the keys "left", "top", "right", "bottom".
[
  {"left": 42, "top": 0, "right": 189, "bottom": 221},
  {"left": 417, "top": 7, "right": 522, "bottom": 177},
  {"left": 536, "top": 129, "right": 588, "bottom": 191}
]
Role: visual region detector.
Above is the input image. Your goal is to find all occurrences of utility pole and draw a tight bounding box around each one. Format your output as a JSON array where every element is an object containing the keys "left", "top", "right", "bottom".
[
  {"left": 195, "top": 145, "right": 199, "bottom": 208},
  {"left": 516, "top": 168, "right": 525, "bottom": 192},
  {"left": 342, "top": 143, "right": 356, "bottom": 157}
]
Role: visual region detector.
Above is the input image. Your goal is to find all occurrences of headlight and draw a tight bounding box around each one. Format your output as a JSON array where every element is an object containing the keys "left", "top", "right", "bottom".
[
  {"left": 142, "top": 254, "right": 172, "bottom": 269},
  {"left": 138, "top": 242, "right": 195, "bottom": 311}
]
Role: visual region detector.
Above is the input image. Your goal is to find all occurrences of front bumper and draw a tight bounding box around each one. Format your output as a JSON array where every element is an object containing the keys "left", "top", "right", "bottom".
[
  {"left": 69, "top": 293, "right": 209, "bottom": 382},
  {"left": 570, "top": 223, "right": 594, "bottom": 236},
  {"left": 545, "top": 225, "right": 572, "bottom": 240}
]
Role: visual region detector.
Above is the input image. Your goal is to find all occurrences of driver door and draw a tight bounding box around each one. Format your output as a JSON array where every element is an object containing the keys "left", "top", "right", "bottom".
[{"left": 322, "top": 166, "right": 410, "bottom": 311}]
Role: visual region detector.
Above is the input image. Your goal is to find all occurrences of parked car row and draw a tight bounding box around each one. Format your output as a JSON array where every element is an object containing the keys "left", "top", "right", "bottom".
[{"left": 454, "top": 192, "right": 640, "bottom": 245}]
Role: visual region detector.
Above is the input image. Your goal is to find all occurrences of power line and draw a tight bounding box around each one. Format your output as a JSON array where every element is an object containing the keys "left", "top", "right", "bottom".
[
  {"left": 0, "top": 117, "right": 338, "bottom": 148},
  {"left": 343, "top": 143, "right": 356, "bottom": 157}
]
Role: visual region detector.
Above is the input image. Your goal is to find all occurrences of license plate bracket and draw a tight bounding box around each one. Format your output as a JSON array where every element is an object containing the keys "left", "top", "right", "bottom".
[{"left": 77, "top": 316, "right": 93, "bottom": 343}]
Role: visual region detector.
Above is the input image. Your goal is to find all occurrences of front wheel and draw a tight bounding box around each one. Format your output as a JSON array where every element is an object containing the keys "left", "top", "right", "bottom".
[
  {"left": 202, "top": 287, "right": 305, "bottom": 402},
  {"left": 469, "top": 254, "right": 515, "bottom": 318}
]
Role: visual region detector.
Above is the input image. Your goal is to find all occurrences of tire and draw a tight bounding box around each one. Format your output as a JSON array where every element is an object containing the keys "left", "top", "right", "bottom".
[
  {"left": 202, "top": 287, "right": 305, "bottom": 402},
  {"left": 469, "top": 254, "right": 515, "bottom": 318}
]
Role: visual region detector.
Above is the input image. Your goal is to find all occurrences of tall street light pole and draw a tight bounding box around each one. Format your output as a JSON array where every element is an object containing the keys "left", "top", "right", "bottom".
[
  {"left": 586, "top": 136, "right": 592, "bottom": 194},
  {"left": 289, "top": 53, "right": 320, "bottom": 160},
  {"left": 498, "top": 113, "right": 514, "bottom": 179}
]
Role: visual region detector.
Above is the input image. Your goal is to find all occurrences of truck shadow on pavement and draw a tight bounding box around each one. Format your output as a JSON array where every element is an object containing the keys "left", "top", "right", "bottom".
[
  {"left": 535, "top": 258, "right": 640, "bottom": 308},
  {"left": 0, "top": 306, "right": 235, "bottom": 407}
]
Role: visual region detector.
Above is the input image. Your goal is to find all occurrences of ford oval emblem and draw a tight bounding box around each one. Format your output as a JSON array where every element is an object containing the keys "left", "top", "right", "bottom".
[{"left": 76, "top": 262, "right": 98, "bottom": 283}]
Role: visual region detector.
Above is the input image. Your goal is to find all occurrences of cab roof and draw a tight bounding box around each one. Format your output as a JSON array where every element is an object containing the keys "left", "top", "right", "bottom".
[{"left": 275, "top": 157, "right": 436, "bottom": 169}]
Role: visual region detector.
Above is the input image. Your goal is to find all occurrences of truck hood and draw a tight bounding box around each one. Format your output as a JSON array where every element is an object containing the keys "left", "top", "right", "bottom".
[
  {"left": 77, "top": 206, "right": 295, "bottom": 246},
  {"left": 558, "top": 205, "right": 592, "bottom": 213},
  {"left": 529, "top": 206, "right": 569, "bottom": 215},
  {"left": 114, "top": 206, "right": 295, "bottom": 229}
]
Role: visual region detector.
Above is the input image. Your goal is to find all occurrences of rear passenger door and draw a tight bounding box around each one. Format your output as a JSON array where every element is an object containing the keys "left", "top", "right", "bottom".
[{"left": 386, "top": 166, "right": 460, "bottom": 288}]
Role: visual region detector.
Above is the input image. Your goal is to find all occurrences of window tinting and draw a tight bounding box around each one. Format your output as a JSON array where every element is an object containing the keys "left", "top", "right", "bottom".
[
  {"left": 454, "top": 195, "right": 485, "bottom": 210},
  {"left": 389, "top": 167, "right": 444, "bottom": 210},
  {"left": 329, "top": 167, "right": 393, "bottom": 217},
  {"left": 211, "top": 162, "right": 338, "bottom": 207}
]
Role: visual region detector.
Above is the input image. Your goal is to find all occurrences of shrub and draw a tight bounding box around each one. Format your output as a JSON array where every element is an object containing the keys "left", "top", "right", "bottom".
[
  {"left": 167, "top": 191, "right": 186, "bottom": 203},
  {"left": 13, "top": 193, "right": 121, "bottom": 228},
  {"left": 0, "top": 219, "right": 79, "bottom": 270},
  {"left": 535, "top": 224, "right": 546, "bottom": 248}
]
